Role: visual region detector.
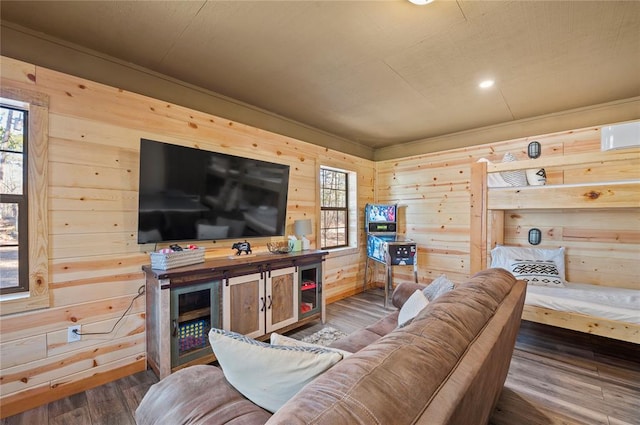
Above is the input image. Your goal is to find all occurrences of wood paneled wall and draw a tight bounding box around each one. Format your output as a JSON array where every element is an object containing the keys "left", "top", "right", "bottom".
[
  {"left": 376, "top": 127, "right": 639, "bottom": 289},
  {"left": 0, "top": 55, "right": 374, "bottom": 416},
  {"left": 1, "top": 54, "right": 637, "bottom": 417}
]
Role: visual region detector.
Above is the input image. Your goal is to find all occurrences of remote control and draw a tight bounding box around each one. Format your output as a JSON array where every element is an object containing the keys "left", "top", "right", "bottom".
[{"left": 169, "top": 244, "right": 183, "bottom": 251}]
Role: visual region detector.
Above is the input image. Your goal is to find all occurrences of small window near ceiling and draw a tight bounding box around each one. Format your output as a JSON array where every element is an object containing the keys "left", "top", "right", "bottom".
[
  {"left": 320, "top": 167, "right": 350, "bottom": 249},
  {"left": 0, "top": 103, "right": 29, "bottom": 294}
]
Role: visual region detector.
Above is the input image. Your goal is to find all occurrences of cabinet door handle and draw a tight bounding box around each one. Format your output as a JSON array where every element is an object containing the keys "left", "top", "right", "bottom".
[
  {"left": 267, "top": 295, "right": 272, "bottom": 309},
  {"left": 172, "top": 319, "right": 178, "bottom": 337},
  {"left": 260, "top": 297, "right": 265, "bottom": 312}
]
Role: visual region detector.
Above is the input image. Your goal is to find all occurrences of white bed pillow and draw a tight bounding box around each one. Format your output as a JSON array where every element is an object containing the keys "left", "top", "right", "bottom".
[
  {"left": 477, "top": 158, "right": 510, "bottom": 188},
  {"left": 398, "top": 289, "right": 429, "bottom": 327},
  {"left": 209, "top": 328, "right": 342, "bottom": 413},
  {"left": 490, "top": 245, "right": 567, "bottom": 286},
  {"left": 500, "top": 152, "right": 528, "bottom": 187},
  {"left": 270, "top": 332, "right": 352, "bottom": 358}
]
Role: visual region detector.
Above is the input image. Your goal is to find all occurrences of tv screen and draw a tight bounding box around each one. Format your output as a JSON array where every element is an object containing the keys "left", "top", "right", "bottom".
[{"left": 137, "top": 139, "right": 290, "bottom": 243}]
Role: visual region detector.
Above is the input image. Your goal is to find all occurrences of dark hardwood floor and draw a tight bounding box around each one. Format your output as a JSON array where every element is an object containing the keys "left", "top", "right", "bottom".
[{"left": 2, "top": 289, "right": 638, "bottom": 425}]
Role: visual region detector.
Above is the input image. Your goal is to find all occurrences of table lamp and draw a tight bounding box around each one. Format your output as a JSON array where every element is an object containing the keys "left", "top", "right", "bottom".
[{"left": 294, "top": 219, "right": 312, "bottom": 250}]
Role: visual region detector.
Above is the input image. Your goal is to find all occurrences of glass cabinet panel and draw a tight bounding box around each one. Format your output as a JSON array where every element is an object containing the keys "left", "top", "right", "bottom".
[
  {"left": 299, "top": 263, "right": 322, "bottom": 318},
  {"left": 170, "top": 281, "right": 221, "bottom": 368}
]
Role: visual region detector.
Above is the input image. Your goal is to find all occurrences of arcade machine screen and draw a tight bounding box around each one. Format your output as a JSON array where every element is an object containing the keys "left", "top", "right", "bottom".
[{"left": 366, "top": 204, "right": 396, "bottom": 224}]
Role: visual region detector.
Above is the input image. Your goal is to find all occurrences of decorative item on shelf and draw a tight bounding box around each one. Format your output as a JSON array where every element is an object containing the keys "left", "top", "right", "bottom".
[
  {"left": 287, "top": 237, "right": 302, "bottom": 252},
  {"left": 294, "top": 219, "right": 312, "bottom": 251},
  {"left": 267, "top": 242, "right": 291, "bottom": 254},
  {"left": 601, "top": 121, "right": 640, "bottom": 151},
  {"left": 528, "top": 228, "right": 542, "bottom": 245},
  {"left": 232, "top": 241, "right": 252, "bottom": 256},
  {"left": 527, "top": 141, "right": 541, "bottom": 159},
  {"left": 150, "top": 246, "right": 205, "bottom": 270}
]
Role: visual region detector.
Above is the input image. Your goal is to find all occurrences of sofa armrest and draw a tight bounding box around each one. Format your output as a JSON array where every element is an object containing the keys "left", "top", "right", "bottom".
[
  {"left": 136, "top": 365, "right": 271, "bottom": 425},
  {"left": 391, "top": 282, "right": 427, "bottom": 309}
]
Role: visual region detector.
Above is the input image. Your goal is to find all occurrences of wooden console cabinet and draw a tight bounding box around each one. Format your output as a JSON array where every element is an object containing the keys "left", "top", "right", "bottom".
[{"left": 144, "top": 250, "right": 326, "bottom": 378}]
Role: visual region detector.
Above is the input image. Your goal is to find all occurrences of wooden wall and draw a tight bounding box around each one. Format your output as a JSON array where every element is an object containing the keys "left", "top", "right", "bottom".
[
  {"left": 1, "top": 53, "right": 637, "bottom": 416},
  {"left": 0, "top": 55, "right": 374, "bottom": 416},
  {"left": 376, "top": 127, "right": 640, "bottom": 289}
]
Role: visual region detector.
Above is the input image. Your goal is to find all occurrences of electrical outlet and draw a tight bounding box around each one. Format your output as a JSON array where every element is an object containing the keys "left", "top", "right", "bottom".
[{"left": 68, "top": 325, "right": 81, "bottom": 343}]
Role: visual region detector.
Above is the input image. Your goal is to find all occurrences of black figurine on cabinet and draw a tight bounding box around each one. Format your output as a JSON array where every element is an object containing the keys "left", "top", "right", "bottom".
[{"left": 232, "top": 241, "right": 252, "bottom": 255}]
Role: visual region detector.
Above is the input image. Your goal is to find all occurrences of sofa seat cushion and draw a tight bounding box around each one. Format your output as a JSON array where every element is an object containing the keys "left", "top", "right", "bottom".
[
  {"left": 135, "top": 365, "right": 271, "bottom": 425},
  {"left": 328, "top": 310, "right": 399, "bottom": 353},
  {"left": 365, "top": 310, "right": 399, "bottom": 337},
  {"left": 267, "top": 268, "right": 518, "bottom": 425}
]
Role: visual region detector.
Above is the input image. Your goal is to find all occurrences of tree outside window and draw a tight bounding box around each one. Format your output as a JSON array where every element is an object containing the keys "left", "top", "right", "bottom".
[
  {"left": 0, "top": 104, "right": 28, "bottom": 294},
  {"left": 320, "top": 167, "right": 348, "bottom": 249}
]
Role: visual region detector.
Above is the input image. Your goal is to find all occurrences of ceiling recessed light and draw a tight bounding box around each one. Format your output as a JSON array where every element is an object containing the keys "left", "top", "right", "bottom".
[
  {"left": 408, "top": 0, "right": 434, "bottom": 5},
  {"left": 479, "top": 80, "right": 495, "bottom": 89}
]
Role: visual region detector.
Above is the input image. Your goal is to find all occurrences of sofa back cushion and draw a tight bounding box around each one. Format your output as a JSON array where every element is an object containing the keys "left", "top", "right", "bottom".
[{"left": 267, "top": 268, "right": 525, "bottom": 425}]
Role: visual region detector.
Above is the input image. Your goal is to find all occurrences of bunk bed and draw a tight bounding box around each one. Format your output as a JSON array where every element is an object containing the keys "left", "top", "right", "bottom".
[{"left": 470, "top": 149, "right": 640, "bottom": 343}]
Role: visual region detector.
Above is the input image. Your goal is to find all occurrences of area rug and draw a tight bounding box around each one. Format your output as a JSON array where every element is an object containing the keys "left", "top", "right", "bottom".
[{"left": 301, "top": 326, "right": 348, "bottom": 346}]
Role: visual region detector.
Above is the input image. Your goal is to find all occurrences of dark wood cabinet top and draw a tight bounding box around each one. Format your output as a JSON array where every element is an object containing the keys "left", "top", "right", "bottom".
[{"left": 143, "top": 250, "right": 327, "bottom": 290}]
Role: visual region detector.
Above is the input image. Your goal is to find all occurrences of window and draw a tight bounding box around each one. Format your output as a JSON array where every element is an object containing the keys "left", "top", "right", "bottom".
[
  {"left": 0, "top": 86, "right": 49, "bottom": 315},
  {"left": 1, "top": 104, "right": 28, "bottom": 294},
  {"left": 320, "top": 167, "right": 351, "bottom": 249}
]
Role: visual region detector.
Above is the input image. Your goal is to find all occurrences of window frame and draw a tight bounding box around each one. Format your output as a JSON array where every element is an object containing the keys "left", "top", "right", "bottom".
[
  {"left": 0, "top": 86, "right": 49, "bottom": 315},
  {"left": 319, "top": 166, "right": 357, "bottom": 251},
  {"left": 1, "top": 104, "right": 30, "bottom": 294}
]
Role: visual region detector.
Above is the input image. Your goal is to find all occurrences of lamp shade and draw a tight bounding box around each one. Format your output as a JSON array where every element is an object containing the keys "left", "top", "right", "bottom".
[{"left": 294, "top": 219, "right": 312, "bottom": 236}]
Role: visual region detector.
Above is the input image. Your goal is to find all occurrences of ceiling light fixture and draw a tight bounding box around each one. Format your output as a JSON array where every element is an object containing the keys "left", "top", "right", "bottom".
[
  {"left": 408, "top": 0, "right": 434, "bottom": 5},
  {"left": 479, "top": 80, "right": 495, "bottom": 89}
]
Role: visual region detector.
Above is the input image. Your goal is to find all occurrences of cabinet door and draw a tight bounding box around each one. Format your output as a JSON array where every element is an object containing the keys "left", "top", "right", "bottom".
[
  {"left": 266, "top": 266, "right": 298, "bottom": 333},
  {"left": 223, "top": 273, "right": 265, "bottom": 339},
  {"left": 299, "top": 263, "right": 322, "bottom": 319},
  {"left": 170, "top": 281, "right": 219, "bottom": 368}
]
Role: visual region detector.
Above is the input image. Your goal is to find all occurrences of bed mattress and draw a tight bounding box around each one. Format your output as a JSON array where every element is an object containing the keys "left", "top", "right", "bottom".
[{"left": 525, "top": 282, "right": 640, "bottom": 324}]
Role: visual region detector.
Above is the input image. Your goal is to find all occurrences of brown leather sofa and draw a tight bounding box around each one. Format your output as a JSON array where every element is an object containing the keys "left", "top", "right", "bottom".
[{"left": 136, "top": 268, "right": 526, "bottom": 425}]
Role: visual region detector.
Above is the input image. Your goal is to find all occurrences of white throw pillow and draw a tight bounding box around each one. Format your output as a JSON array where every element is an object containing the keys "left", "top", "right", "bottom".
[
  {"left": 508, "top": 259, "right": 565, "bottom": 287},
  {"left": 423, "top": 274, "right": 455, "bottom": 301},
  {"left": 270, "top": 332, "right": 352, "bottom": 358},
  {"left": 209, "top": 328, "right": 342, "bottom": 413},
  {"left": 490, "top": 245, "right": 567, "bottom": 285},
  {"left": 398, "top": 289, "right": 429, "bottom": 327}
]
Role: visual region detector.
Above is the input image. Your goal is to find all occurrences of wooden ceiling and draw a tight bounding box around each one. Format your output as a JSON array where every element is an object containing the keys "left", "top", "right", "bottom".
[{"left": 1, "top": 1, "right": 639, "bottom": 158}]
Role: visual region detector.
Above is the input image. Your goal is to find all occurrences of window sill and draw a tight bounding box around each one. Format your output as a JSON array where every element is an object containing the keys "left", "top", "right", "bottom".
[
  {"left": 0, "top": 291, "right": 30, "bottom": 302},
  {"left": 0, "top": 292, "right": 49, "bottom": 316},
  {"left": 323, "top": 246, "right": 360, "bottom": 259}
]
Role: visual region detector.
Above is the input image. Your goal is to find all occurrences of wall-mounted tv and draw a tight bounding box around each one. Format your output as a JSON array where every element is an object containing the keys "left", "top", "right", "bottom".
[{"left": 137, "top": 139, "right": 290, "bottom": 244}]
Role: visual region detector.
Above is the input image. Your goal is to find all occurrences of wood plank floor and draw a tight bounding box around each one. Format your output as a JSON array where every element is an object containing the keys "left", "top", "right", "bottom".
[{"left": 2, "top": 289, "right": 638, "bottom": 424}]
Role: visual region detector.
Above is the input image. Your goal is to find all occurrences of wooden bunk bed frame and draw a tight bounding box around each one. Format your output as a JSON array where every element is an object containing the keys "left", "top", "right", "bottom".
[{"left": 470, "top": 149, "right": 640, "bottom": 344}]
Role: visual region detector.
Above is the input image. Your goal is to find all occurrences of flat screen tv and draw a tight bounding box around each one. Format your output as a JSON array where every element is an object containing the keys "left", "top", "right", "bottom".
[{"left": 137, "top": 139, "right": 290, "bottom": 243}]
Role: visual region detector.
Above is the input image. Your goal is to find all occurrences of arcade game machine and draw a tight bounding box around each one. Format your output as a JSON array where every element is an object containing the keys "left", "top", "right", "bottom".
[{"left": 364, "top": 203, "right": 418, "bottom": 308}]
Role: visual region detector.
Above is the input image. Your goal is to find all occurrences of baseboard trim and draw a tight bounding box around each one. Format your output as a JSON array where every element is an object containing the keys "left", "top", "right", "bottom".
[
  {"left": 326, "top": 288, "right": 362, "bottom": 304},
  {"left": 0, "top": 359, "right": 147, "bottom": 419}
]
